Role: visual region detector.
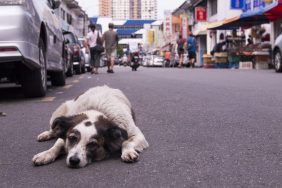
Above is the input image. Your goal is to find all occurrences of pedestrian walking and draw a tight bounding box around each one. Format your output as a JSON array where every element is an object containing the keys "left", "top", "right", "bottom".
[
  {"left": 86, "top": 24, "right": 102, "bottom": 74},
  {"left": 176, "top": 34, "right": 185, "bottom": 68},
  {"left": 164, "top": 50, "right": 171, "bottom": 67},
  {"left": 103, "top": 23, "right": 119, "bottom": 73},
  {"left": 187, "top": 34, "right": 197, "bottom": 68}
]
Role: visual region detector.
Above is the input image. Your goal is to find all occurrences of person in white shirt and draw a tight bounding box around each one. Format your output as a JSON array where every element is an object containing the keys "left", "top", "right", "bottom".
[{"left": 86, "top": 24, "right": 102, "bottom": 74}]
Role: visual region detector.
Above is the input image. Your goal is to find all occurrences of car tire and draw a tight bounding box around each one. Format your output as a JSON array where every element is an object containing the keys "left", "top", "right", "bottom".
[
  {"left": 76, "top": 64, "right": 82, "bottom": 74},
  {"left": 66, "top": 59, "right": 74, "bottom": 77},
  {"left": 274, "top": 50, "right": 282, "bottom": 73},
  {"left": 22, "top": 39, "right": 47, "bottom": 97},
  {"left": 50, "top": 61, "right": 66, "bottom": 86},
  {"left": 81, "top": 64, "right": 86, "bottom": 73}
]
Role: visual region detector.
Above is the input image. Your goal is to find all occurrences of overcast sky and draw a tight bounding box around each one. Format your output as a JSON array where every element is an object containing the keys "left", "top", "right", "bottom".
[{"left": 78, "top": 0, "right": 185, "bottom": 19}]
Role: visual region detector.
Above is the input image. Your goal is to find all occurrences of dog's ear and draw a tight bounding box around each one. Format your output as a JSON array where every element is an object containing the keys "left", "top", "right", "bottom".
[
  {"left": 95, "top": 116, "right": 128, "bottom": 140},
  {"left": 51, "top": 114, "right": 88, "bottom": 139},
  {"left": 107, "top": 126, "right": 128, "bottom": 140}
]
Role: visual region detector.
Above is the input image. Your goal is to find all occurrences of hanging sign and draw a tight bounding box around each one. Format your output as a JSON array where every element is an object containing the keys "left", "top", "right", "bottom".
[
  {"left": 164, "top": 10, "right": 172, "bottom": 35},
  {"left": 195, "top": 7, "right": 207, "bottom": 22},
  {"left": 231, "top": 0, "right": 244, "bottom": 9}
]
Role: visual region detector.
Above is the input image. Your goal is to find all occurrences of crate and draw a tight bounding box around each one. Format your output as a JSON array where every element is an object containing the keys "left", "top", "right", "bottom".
[
  {"left": 215, "top": 52, "right": 228, "bottom": 63},
  {"left": 203, "top": 54, "right": 213, "bottom": 64},
  {"left": 239, "top": 62, "right": 253, "bottom": 70}
]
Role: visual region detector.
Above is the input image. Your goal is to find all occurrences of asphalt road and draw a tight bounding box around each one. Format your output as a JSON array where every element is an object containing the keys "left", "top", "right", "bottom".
[{"left": 1, "top": 67, "right": 282, "bottom": 188}]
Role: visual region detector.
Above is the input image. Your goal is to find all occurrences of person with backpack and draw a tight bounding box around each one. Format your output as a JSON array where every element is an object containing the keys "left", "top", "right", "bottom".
[
  {"left": 86, "top": 24, "right": 103, "bottom": 74},
  {"left": 187, "top": 34, "right": 197, "bottom": 68},
  {"left": 176, "top": 34, "right": 186, "bottom": 68}
]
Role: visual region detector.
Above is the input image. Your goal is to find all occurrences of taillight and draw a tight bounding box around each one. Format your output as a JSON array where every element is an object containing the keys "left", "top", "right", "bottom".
[
  {"left": 73, "top": 45, "right": 80, "bottom": 55},
  {"left": 0, "top": 47, "right": 18, "bottom": 52}
]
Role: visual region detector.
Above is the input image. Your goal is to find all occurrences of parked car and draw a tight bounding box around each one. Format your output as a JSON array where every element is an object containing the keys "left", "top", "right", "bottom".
[
  {"left": 0, "top": 0, "right": 65, "bottom": 97},
  {"left": 63, "top": 31, "right": 85, "bottom": 74},
  {"left": 78, "top": 37, "right": 91, "bottom": 72},
  {"left": 273, "top": 34, "right": 282, "bottom": 72},
  {"left": 146, "top": 54, "right": 164, "bottom": 67}
]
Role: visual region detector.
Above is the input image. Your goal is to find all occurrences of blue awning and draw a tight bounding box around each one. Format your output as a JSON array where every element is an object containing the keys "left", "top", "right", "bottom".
[
  {"left": 89, "top": 17, "right": 98, "bottom": 24},
  {"left": 124, "top": 20, "right": 155, "bottom": 26},
  {"left": 116, "top": 29, "right": 139, "bottom": 35},
  {"left": 208, "top": 1, "right": 282, "bottom": 30}
]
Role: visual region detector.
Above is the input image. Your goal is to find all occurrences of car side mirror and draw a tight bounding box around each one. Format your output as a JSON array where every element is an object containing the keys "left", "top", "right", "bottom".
[{"left": 52, "top": 0, "right": 61, "bottom": 9}]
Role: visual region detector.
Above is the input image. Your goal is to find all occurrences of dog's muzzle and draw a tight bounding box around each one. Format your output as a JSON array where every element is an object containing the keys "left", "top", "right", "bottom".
[{"left": 68, "top": 156, "right": 80, "bottom": 168}]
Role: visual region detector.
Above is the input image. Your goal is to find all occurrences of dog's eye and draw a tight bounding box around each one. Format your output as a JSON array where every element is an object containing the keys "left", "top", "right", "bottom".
[
  {"left": 68, "top": 135, "right": 78, "bottom": 143},
  {"left": 87, "top": 141, "right": 98, "bottom": 149}
]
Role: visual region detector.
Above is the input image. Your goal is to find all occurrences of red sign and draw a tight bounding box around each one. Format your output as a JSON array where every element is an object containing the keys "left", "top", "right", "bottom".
[{"left": 195, "top": 7, "right": 207, "bottom": 22}]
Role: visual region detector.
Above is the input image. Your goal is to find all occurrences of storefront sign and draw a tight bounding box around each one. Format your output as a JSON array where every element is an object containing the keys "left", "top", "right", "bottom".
[
  {"left": 164, "top": 10, "right": 172, "bottom": 35},
  {"left": 181, "top": 15, "right": 188, "bottom": 39},
  {"left": 195, "top": 7, "right": 207, "bottom": 22},
  {"left": 244, "top": 0, "right": 252, "bottom": 11},
  {"left": 231, "top": 0, "right": 244, "bottom": 9},
  {"left": 253, "top": 0, "right": 266, "bottom": 9},
  {"left": 244, "top": 0, "right": 275, "bottom": 12}
]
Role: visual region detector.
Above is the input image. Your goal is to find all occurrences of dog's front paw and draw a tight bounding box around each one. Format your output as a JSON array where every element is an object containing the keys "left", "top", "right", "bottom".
[
  {"left": 121, "top": 149, "right": 139, "bottom": 163},
  {"left": 37, "top": 131, "right": 52, "bottom": 142},
  {"left": 32, "top": 151, "right": 55, "bottom": 166}
]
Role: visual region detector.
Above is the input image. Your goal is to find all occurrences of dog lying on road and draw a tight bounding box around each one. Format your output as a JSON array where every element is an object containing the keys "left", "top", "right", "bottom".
[{"left": 32, "top": 85, "right": 149, "bottom": 168}]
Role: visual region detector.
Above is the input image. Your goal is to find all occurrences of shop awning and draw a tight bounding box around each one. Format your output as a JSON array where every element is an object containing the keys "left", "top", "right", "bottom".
[{"left": 208, "top": 0, "right": 282, "bottom": 30}]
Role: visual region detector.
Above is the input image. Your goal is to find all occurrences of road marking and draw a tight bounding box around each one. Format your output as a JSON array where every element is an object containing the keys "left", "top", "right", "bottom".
[
  {"left": 72, "top": 80, "right": 79, "bottom": 83},
  {"left": 56, "top": 91, "right": 64, "bottom": 95},
  {"left": 79, "top": 76, "right": 84, "bottom": 79},
  {"left": 63, "top": 84, "right": 72, "bottom": 89},
  {"left": 41, "top": 97, "right": 55, "bottom": 102}
]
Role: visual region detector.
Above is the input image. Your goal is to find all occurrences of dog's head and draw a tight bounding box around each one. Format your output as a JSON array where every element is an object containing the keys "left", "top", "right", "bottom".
[{"left": 51, "top": 111, "right": 128, "bottom": 168}]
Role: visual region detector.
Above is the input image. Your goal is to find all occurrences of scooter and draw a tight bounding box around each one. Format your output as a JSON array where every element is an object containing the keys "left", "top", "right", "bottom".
[{"left": 130, "top": 52, "right": 140, "bottom": 71}]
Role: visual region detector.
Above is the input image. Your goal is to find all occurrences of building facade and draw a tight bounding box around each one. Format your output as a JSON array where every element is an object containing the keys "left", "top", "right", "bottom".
[
  {"left": 59, "top": 0, "right": 89, "bottom": 37},
  {"left": 141, "top": 0, "right": 157, "bottom": 20},
  {"left": 99, "top": 0, "right": 156, "bottom": 20},
  {"left": 99, "top": 0, "right": 112, "bottom": 17}
]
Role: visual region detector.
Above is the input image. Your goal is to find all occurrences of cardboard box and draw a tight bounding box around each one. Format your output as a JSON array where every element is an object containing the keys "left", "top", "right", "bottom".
[{"left": 239, "top": 62, "right": 253, "bottom": 70}]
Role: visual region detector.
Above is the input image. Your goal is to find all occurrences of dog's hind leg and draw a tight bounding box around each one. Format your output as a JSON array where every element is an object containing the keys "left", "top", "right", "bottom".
[
  {"left": 32, "top": 138, "right": 65, "bottom": 166},
  {"left": 121, "top": 127, "right": 149, "bottom": 163}
]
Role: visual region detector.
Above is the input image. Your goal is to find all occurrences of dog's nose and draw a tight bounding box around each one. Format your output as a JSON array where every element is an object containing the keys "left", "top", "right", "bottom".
[{"left": 69, "top": 156, "right": 80, "bottom": 167}]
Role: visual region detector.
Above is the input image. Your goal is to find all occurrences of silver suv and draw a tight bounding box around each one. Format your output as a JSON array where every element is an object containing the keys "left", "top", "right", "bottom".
[{"left": 0, "top": 0, "right": 65, "bottom": 97}]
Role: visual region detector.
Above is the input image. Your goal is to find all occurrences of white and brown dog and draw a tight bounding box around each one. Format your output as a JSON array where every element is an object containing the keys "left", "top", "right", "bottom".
[{"left": 32, "top": 85, "right": 149, "bottom": 168}]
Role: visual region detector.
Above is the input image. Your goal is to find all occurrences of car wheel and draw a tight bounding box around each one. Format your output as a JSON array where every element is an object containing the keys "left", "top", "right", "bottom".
[
  {"left": 81, "top": 64, "right": 86, "bottom": 73},
  {"left": 86, "top": 67, "right": 92, "bottom": 72},
  {"left": 22, "top": 39, "right": 47, "bottom": 97},
  {"left": 76, "top": 63, "right": 82, "bottom": 74},
  {"left": 50, "top": 62, "right": 66, "bottom": 86},
  {"left": 274, "top": 50, "right": 282, "bottom": 72},
  {"left": 66, "top": 57, "right": 74, "bottom": 77}
]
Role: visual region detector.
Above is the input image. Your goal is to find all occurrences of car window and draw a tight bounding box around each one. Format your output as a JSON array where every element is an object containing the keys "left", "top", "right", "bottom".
[{"left": 63, "top": 33, "right": 76, "bottom": 44}]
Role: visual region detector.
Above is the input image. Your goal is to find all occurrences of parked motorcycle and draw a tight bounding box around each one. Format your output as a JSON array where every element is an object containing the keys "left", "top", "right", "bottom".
[{"left": 130, "top": 52, "right": 140, "bottom": 71}]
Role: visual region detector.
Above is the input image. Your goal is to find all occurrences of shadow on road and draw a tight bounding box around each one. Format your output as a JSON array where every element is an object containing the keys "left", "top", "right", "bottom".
[{"left": 0, "top": 85, "right": 26, "bottom": 102}]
